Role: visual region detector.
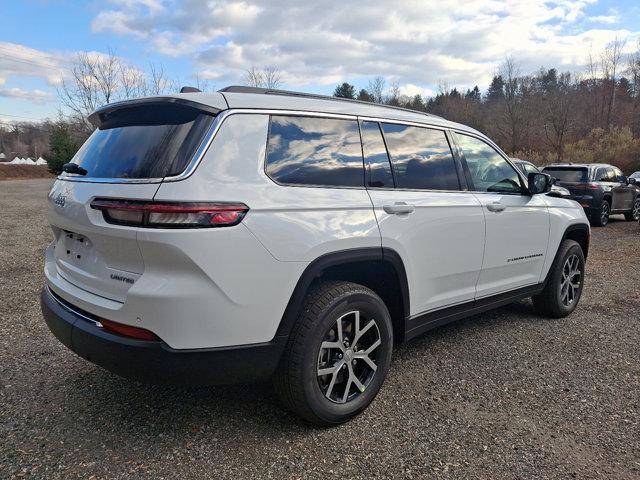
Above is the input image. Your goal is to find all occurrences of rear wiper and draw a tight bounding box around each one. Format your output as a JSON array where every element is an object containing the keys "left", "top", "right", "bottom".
[{"left": 62, "top": 163, "right": 88, "bottom": 176}]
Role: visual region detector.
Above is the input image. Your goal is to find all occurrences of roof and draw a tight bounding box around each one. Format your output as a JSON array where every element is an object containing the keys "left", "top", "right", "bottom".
[{"left": 93, "top": 86, "right": 481, "bottom": 137}]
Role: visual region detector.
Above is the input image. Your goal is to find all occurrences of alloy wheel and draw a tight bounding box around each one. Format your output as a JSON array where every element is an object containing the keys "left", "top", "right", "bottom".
[
  {"left": 601, "top": 202, "right": 609, "bottom": 225},
  {"left": 317, "top": 310, "right": 382, "bottom": 404},
  {"left": 633, "top": 199, "right": 640, "bottom": 220},
  {"left": 560, "top": 254, "right": 582, "bottom": 307}
]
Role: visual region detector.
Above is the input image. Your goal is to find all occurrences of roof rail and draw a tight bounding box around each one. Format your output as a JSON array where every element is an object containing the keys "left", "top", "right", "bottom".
[{"left": 218, "top": 85, "right": 443, "bottom": 120}]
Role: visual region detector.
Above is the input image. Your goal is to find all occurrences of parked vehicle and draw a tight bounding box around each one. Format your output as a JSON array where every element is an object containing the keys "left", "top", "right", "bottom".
[
  {"left": 630, "top": 171, "right": 640, "bottom": 181},
  {"left": 542, "top": 164, "right": 640, "bottom": 227},
  {"left": 41, "top": 87, "right": 590, "bottom": 425},
  {"left": 511, "top": 158, "right": 571, "bottom": 198}
]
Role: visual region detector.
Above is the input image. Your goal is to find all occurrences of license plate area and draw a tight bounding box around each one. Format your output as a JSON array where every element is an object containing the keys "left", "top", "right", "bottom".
[{"left": 58, "top": 231, "right": 95, "bottom": 268}]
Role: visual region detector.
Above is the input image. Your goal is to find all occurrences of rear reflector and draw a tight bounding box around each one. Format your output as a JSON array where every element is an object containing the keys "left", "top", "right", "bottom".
[
  {"left": 100, "top": 319, "right": 161, "bottom": 341},
  {"left": 90, "top": 199, "right": 249, "bottom": 228}
]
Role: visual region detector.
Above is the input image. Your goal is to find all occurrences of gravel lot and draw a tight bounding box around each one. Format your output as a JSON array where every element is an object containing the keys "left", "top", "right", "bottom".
[{"left": 1, "top": 179, "right": 639, "bottom": 479}]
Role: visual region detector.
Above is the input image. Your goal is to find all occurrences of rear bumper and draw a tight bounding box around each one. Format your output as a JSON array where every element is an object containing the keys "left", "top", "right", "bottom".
[{"left": 40, "top": 286, "right": 287, "bottom": 385}]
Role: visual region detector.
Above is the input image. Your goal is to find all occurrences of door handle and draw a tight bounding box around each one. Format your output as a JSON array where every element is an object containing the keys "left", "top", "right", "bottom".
[
  {"left": 383, "top": 202, "right": 415, "bottom": 215},
  {"left": 486, "top": 201, "right": 505, "bottom": 212}
]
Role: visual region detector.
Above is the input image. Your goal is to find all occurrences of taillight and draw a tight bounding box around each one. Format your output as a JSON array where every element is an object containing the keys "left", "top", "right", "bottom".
[
  {"left": 90, "top": 199, "right": 249, "bottom": 228},
  {"left": 100, "top": 318, "right": 161, "bottom": 341},
  {"left": 585, "top": 183, "right": 600, "bottom": 190}
]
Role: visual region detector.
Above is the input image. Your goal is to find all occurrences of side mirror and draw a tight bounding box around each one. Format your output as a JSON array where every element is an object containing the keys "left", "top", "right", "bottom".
[
  {"left": 527, "top": 172, "right": 553, "bottom": 195},
  {"left": 627, "top": 177, "right": 637, "bottom": 185}
]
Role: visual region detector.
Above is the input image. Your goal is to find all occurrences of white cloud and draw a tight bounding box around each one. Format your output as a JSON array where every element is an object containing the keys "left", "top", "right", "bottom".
[
  {"left": 588, "top": 14, "right": 619, "bottom": 25},
  {"left": 0, "top": 87, "right": 53, "bottom": 103},
  {"left": 399, "top": 84, "right": 436, "bottom": 99},
  {"left": 88, "top": 0, "right": 640, "bottom": 94},
  {"left": 0, "top": 42, "right": 67, "bottom": 86}
]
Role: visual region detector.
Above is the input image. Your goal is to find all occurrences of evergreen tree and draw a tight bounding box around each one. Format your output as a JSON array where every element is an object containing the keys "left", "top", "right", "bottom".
[
  {"left": 465, "top": 86, "right": 481, "bottom": 101},
  {"left": 408, "top": 94, "right": 426, "bottom": 111},
  {"left": 485, "top": 75, "right": 505, "bottom": 102},
  {"left": 356, "top": 89, "right": 374, "bottom": 102},
  {"left": 47, "top": 122, "right": 79, "bottom": 174},
  {"left": 333, "top": 82, "right": 356, "bottom": 99}
]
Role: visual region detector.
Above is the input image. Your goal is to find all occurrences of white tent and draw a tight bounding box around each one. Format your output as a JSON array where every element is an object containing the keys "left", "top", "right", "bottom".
[
  {"left": 35, "top": 157, "right": 47, "bottom": 165},
  {"left": 10, "top": 157, "right": 23, "bottom": 164},
  {"left": 0, "top": 153, "right": 6, "bottom": 159},
  {"left": 24, "top": 157, "right": 35, "bottom": 165}
]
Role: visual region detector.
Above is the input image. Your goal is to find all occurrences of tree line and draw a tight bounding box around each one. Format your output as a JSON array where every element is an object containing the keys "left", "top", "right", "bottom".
[
  {"left": 333, "top": 41, "right": 640, "bottom": 173},
  {"left": 2, "top": 41, "right": 639, "bottom": 174}
]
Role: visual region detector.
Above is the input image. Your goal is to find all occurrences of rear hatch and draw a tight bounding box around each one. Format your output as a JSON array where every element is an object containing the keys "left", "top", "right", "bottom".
[
  {"left": 541, "top": 167, "right": 589, "bottom": 196},
  {"left": 48, "top": 100, "right": 217, "bottom": 302}
]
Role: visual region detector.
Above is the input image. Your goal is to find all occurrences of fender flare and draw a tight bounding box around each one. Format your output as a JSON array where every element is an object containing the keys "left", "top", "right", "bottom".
[
  {"left": 542, "top": 222, "right": 590, "bottom": 288},
  {"left": 273, "top": 247, "right": 410, "bottom": 339}
]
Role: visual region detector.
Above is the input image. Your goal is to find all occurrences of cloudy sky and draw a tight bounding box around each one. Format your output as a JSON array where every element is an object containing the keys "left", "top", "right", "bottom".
[{"left": 1, "top": 0, "right": 639, "bottom": 123}]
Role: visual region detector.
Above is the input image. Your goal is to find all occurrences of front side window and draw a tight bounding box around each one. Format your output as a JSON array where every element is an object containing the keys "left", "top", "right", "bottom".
[
  {"left": 455, "top": 133, "right": 522, "bottom": 193},
  {"left": 522, "top": 162, "right": 540, "bottom": 175},
  {"left": 613, "top": 167, "right": 625, "bottom": 182},
  {"left": 594, "top": 167, "right": 613, "bottom": 182},
  {"left": 381, "top": 123, "right": 460, "bottom": 190},
  {"left": 360, "top": 121, "right": 394, "bottom": 188},
  {"left": 265, "top": 116, "right": 364, "bottom": 187}
]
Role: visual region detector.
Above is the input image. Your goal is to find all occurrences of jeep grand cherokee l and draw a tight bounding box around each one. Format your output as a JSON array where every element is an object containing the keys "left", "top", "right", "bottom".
[
  {"left": 542, "top": 163, "right": 640, "bottom": 226},
  {"left": 41, "top": 87, "right": 590, "bottom": 425}
]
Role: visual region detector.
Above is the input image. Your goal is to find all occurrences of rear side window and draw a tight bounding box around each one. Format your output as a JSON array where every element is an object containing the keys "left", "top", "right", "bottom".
[
  {"left": 455, "top": 133, "right": 521, "bottom": 193},
  {"left": 381, "top": 123, "right": 460, "bottom": 190},
  {"left": 72, "top": 103, "right": 215, "bottom": 179},
  {"left": 360, "top": 121, "right": 394, "bottom": 188},
  {"left": 266, "top": 116, "right": 364, "bottom": 187},
  {"left": 542, "top": 168, "right": 588, "bottom": 183}
]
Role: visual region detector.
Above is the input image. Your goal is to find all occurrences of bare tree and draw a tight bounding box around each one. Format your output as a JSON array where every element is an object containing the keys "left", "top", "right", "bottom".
[
  {"left": 57, "top": 49, "right": 177, "bottom": 129},
  {"left": 120, "top": 64, "right": 147, "bottom": 99},
  {"left": 385, "top": 82, "right": 402, "bottom": 105},
  {"left": 191, "top": 72, "right": 213, "bottom": 92},
  {"left": 367, "top": 76, "right": 386, "bottom": 103},
  {"left": 627, "top": 40, "right": 640, "bottom": 135},
  {"left": 601, "top": 37, "right": 625, "bottom": 129},
  {"left": 493, "top": 57, "right": 533, "bottom": 153},
  {"left": 148, "top": 63, "right": 175, "bottom": 95},
  {"left": 243, "top": 66, "right": 283, "bottom": 89}
]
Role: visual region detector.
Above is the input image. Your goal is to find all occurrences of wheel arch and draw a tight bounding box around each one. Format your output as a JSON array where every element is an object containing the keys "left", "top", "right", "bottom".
[
  {"left": 274, "top": 247, "right": 410, "bottom": 343},
  {"left": 562, "top": 223, "right": 590, "bottom": 260}
]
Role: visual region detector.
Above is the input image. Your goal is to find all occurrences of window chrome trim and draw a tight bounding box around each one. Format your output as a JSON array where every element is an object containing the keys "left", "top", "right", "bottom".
[
  {"left": 57, "top": 110, "right": 231, "bottom": 184},
  {"left": 57, "top": 107, "right": 497, "bottom": 186}
]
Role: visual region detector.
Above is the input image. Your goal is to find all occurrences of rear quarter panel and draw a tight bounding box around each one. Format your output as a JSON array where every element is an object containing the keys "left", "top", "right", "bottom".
[{"left": 152, "top": 112, "right": 381, "bottom": 348}]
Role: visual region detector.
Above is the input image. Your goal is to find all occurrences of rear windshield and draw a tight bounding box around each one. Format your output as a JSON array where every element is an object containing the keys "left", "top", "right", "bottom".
[
  {"left": 541, "top": 167, "right": 588, "bottom": 183},
  {"left": 70, "top": 103, "right": 215, "bottom": 179}
]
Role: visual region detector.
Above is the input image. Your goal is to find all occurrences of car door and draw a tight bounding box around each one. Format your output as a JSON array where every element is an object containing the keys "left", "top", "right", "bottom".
[
  {"left": 361, "top": 120, "right": 485, "bottom": 316},
  {"left": 595, "top": 166, "right": 617, "bottom": 207},
  {"left": 611, "top": 167, "right": 633, "bottom": 211},
  {"left": 452, "top": 132, "right": 550, "bottom": 298}
]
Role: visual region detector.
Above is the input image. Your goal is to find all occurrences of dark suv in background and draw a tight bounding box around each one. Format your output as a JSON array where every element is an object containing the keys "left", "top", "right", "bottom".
[
  {"left": 512, "top": 159, "right": 571, "bottom": 198},
  {"left": 542, "top": 163, "right": 640, "bottom": 226}
]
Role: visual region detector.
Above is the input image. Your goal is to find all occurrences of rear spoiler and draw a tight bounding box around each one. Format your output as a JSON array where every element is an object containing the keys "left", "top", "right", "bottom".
[{"left": 88, "top": 97, "right": 223, "bottom": 128}]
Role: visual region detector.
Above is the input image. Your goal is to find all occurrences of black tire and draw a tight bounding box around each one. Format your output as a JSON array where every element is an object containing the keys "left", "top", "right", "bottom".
[
  {"left": 591, "top": 200, "right": 610, "bottom": 227},
  {"left": 533, "top": 240, "right": 585, "bottom": 318},
  {"left": 624, "top": 197, "right": 640, "bottom": 221},
  {"left": 273, "top": 281, "right": 393, "bottom": 426}
]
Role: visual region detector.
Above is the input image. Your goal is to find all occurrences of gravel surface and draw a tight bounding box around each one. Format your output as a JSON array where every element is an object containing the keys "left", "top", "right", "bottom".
[{"left": 1, "top": 179, "right": 639, "bottom": 479}]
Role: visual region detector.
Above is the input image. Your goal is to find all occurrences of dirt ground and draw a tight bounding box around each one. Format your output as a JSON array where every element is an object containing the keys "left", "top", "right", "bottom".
[{"left": 1, "top": 179, "right": 639, "bottom": 479}]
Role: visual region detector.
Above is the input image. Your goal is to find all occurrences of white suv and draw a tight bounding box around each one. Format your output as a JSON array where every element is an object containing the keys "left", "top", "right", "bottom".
[{"left": 41, "top": 86, "right": 590, "bottom": 425}]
